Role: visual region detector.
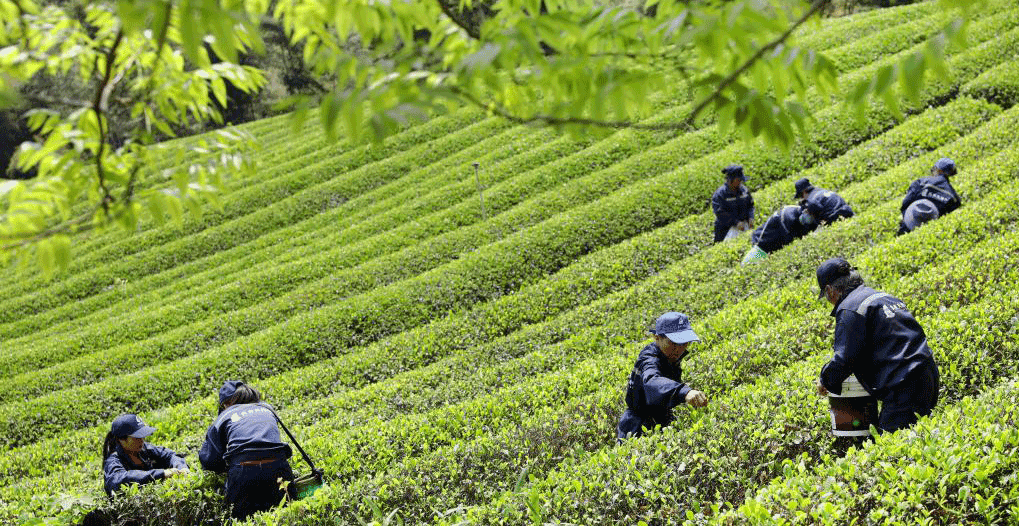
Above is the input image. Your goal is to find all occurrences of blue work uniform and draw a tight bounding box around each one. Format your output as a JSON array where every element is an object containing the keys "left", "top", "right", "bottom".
[
  {"left": 103, "top": 443, "right": 188, "bottom": 497},
  {"left": 199, "top": 403, "right": 294, "bottom": 519},
  {"left": 900, "top": 174, "right": 960, "bottom": 216},
  {"left": 803, "top": 187, "right": 854, "bottom": 224},
  {"left": 617, "top": 342, "right": 691, "bottom": 440},
  {"left": 750, "top": 205, "right": 814, "bottom": 254},
  {"left": 710, "top": 183, "right": 755, "bottom": 242},
  {"left": 819, "top": 285, "right": 940, "bottom": 432}
]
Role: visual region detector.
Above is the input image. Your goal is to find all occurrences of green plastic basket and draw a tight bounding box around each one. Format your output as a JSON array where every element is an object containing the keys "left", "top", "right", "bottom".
[{"left": 291, "top": 470, "right": 324, "bottom": 500}]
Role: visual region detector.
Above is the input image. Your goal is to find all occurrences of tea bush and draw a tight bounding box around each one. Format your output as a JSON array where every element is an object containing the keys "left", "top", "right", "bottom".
[{"left": 5, "top": 3, "right": 1019, "bottom": 524}]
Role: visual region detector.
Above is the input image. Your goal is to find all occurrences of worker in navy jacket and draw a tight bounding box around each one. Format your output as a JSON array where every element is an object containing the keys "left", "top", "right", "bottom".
[
  {"left": 814, "top": 258, "right": 940, "bottom": 432},
  {"left": 749, "top": 204, "right": 816, "bottom": 254},
  {"left": 200, "top": 381, "right": 294, "bottom": 519},
  {"left": 617, "top": 312, "right": 708, "bottom": 441},
  {"left": 897, "top": 157, "right": 961, "bottom": 235},
  {"left": 711, "top": 164, "right": 755, "bottom": 242},
  {"left": 794, "top": 177, "right": 854, "bottom": 225},
  {"left": 102, "top": 414, "right": 189, "bottom": 497}
]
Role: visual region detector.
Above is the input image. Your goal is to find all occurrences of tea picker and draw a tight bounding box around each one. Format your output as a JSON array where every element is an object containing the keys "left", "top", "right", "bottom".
[
  {"left": 199, "top": 380, "right": 322, "bottom": 520},
  {"left": 814, "top": 258, "right": 940, "bottom": 433},
  {"left": 743, "top": 204, "right": 815, "bottom": 265},
  {"left": 897, "top": 157, "right": 961, "bottom": 235},
  {"left": 102, "top": 413, "right": 190, "bottom": 497},
  {"left": 710, "top": 164, "right": 755, "bottom": 243},
  {"left": 794, "top": 178, "right": 854, "bottom": 225},
  {"left": 617, "top": 312, "right": 708, "bottom": 442}
]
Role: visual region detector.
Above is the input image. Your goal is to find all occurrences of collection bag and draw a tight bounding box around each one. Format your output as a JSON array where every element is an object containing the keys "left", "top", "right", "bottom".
[{"left": 262, "top": 404, "right": 325, "bottom": 500}]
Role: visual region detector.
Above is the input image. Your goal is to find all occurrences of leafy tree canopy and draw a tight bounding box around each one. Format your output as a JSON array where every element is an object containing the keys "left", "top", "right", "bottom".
[{"left": 0, "top": 0, "right": 976, "bottom": 274}]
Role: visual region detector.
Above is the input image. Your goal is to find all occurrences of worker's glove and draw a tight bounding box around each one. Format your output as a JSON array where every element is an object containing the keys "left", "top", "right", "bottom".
[
  {"left": 684, "top": 389, "right": 708, "bottom": 407},
  {"left": 815, "top": 379, "right": 829, "bottom": 396}
]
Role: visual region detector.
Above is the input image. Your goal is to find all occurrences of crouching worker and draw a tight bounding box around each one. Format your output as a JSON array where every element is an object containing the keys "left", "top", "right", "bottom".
[
  {"left": 200, "top": 381, "right": 295, "bottom": 520},
  {"left": 897, "top": 157, "right": 961, "bottom": 235},
  {"left": 103, "top": 413, "right": 189, "bottom": 497},
  {"left": 814, "top": 258, "right": 940, "bottom": 433},
  {"left": 743, "top": 205, "right": 816, "bottom": 264},
  {"left": 795, "top": 178, "right": 854, "bottom": 225},
  {"left": 617, "top": 312, "right": 708, "bottom": 442}
]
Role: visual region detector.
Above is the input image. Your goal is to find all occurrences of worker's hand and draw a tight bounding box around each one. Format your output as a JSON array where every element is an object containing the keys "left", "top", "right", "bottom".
[
  {"left": 164, "top": 468, "right": 189, "bottom": 478},
  {"left": 685, "top": 389, "right": 708, "bottom": 408},
  {"left": 815, "top": 379, "right": 829, "bottom": 396}
]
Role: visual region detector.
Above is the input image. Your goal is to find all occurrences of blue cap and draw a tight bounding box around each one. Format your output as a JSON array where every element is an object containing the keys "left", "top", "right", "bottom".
[
  {"left": 111, "top": 413, "right": 156, "bottom": 438},
  {"left": 933, "top": 158, "right": 956, "bottom": 176},
  {"left": 794, "top": 178, "right": 813, "bottom": 198},
  {"left": 722, "top": 164, "right": 746, "bottom": 180},
  {"left": 651, "top": 312, "right": 700, "bottom": 344},
  {"left": 219, "top": 380, "right": 245, "bottom": 406},
  {"left": 816, "top": 257, "right": 852, "bottom": 298}
]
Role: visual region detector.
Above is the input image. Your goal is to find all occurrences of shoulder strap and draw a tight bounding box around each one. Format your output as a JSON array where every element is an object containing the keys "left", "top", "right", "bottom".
[{"left": 259, "top": 403, "right": 317, "bottom": 472}]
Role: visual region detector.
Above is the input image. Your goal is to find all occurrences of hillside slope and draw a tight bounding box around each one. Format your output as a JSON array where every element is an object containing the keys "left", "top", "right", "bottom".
[{"left": 2, "top": 1, "right": 1018, "bottom": 524}]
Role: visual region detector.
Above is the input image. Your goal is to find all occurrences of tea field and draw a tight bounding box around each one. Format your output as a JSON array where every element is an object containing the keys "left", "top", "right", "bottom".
[{"left": 2, "top": 0, "right": 1019, "bottom": 524}]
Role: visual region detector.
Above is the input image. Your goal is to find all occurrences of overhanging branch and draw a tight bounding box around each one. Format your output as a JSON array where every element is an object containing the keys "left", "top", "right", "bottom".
[{"left": 684, "top": 0, "right": 831, "bottom": 125}]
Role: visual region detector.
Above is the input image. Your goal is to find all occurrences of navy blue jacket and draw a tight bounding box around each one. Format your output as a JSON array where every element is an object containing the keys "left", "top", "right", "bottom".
[
  {"left": 819, "top": 285, "right": 937, "bottom": 400},
  {"left": 711, "top": 183, "right": 755, "bottom": 228},
  {"left": 750, "top": 205, "right": 814, "bottom": 253},
  {"left": 803, "top": 187, "right": 854, "bottom": 224},
  {"left": 199, "top": 403, "right": 293, "bottom": 472},
  {"left": 103, "top": 443, "right": 188, "bottom": 496},
  {"left": 622, "top": 342, "right": 691, "bottom": 428},
  {"left": 900, "top": 174, "right": 960, "bottom": 216}
]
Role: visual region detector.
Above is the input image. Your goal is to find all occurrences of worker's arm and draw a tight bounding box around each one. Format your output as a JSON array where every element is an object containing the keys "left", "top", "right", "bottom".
[
  {"left": 900, "top": 180, "right": 921, "bottom": 213},
  {"left": 819, "top": 310, "right": 866, "bottom": 395},
  {"left": 639, "top": 361, "right": 690, "bottom": 409},
  {"left": 149, "top": 444, "right": 189, "bottom": 472},
  {"left": 198, "top": 422, "right": 228, "bottom": 473},
  {"left": 103, "top": 454, "right": 165, "bottom": 496}
]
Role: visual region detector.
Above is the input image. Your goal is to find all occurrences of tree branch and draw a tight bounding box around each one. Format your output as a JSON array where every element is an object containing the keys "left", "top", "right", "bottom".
[
  {"left": 18, "top": 93, "right": 92, "bottom": 108},
  {"left": 437, "top": 0, "right": 481, "bottom": 40},
  {"left": 450, "top": 86, "right": 695, "bottom": 132},
  {"left": 685, "top": 0, "right": 831, "bottom": 125},
  {"left": 446, "top": 0, "right": 829, "bottom": 134},
  {"left": 91, "top": 27, "right": 124, "bottom": 216},
  {"left": 0, "top": 205, "right": 99, "bottom": 251}
]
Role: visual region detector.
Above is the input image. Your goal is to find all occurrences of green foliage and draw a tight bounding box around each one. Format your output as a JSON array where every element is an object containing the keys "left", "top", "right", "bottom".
[
  {"left": 729, "top": 378, "right": 1019, "bottom": 524},
  {"left": 4, "top": 3, "right": 1019, "bottom": 525},
  {"left": 0, "top": 0, "right": 988, "bottom": 271},
  {"left": 961, "top": 59, "right": 1019, "bottom": 108},
  {"left": 0, "top": 0, "right": 265, "bottom": 271}
]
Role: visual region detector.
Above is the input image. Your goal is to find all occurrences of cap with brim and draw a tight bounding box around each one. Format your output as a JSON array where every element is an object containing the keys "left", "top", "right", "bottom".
[
  {"left": 794, "top": 178, "right": 813, "bottom": 199},
  {"left": 903, "top": 199, "right": 939, "bottom": 231},
  {"left": 651, "top": 311, "right": 701, "bottom": 344},
  {"left": 816, "top": 257, "right": 852, "bottom": 298},
  {"left": 219, "top": 380, "right": 245, "bottom": 406},
  {"left": 933, "top": 157, "right": 956, "bottom": 176},
  {"left": 111, "top": 413, "right": 156, "bottom": 438},
  {"left": 664, "top": 328, "right": 700, "bottom": 344},
  {"left": 722, "top": 164, "right": 746, "bottom": 180}
]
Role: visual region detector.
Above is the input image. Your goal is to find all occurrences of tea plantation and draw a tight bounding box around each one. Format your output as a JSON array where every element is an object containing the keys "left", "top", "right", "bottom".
[{"left": 3, "top": 1, "right": 1019, "bottom": 524}]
